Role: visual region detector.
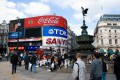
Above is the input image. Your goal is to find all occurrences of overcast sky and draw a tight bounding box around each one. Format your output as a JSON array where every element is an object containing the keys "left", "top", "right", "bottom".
[{"left": 0, "top": 0, "right": 120, "bottom": 35}]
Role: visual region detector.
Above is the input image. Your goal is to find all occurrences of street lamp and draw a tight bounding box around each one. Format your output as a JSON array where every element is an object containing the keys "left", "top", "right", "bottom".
[
  {"left": 58, "top": 46, "right": 60, "bottom": 57},
  {"left": 16, "top": 17, "right": 21, "bottom": 53}
]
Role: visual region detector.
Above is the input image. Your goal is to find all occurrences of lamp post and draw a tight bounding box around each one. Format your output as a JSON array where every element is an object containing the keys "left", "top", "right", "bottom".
[
  {"left": 16, "top": 17, "right": 21, "bottom": 53},
  {"left": 58, "top": 46, "right": 60, "bottom": 57}
]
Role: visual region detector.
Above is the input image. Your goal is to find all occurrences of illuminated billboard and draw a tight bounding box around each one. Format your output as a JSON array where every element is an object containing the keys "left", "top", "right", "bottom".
[
  {"left": 24, "top": 15, "right": 67, "bottom": 29},
  {"left": 9, "top": 32, "right": 24, "bottom": 38},
  {"left": 42, "top": 26, "right": 67, "bottom": 47},
  {"left": 9, "top": 19, "right": 24, "bottom": 39},
  {"left": 25, "top": 27, "right": 42, "bottom": 38},
  {"left": 42, "top": 36, "right": 67, "bottom": 47},
  {"left": 43, "top": 26, "right": 67, "bottom": 38}
]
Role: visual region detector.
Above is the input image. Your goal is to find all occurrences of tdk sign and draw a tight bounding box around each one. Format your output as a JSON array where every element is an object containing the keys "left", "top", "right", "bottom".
[{"left": 43, "top": 26, "right": 67, "bottom": 38}]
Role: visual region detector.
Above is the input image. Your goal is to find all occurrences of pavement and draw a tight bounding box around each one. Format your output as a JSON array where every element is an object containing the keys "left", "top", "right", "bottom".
[{"left": 0, "top": 60, "right": 116, "bottom": 80}]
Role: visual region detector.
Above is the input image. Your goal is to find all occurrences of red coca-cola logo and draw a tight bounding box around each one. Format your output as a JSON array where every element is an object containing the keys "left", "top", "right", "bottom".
[
  {"left": 24, "top": 15, "right": 67, "bottom": 29},
  {"left": 38, "top": 17, "right": 59, "bottom": 24}
]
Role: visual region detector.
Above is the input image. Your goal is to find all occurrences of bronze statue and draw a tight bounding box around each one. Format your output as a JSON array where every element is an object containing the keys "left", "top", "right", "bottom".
[{"left": 81, "top": 7, "right": 88, "bottom": 17}]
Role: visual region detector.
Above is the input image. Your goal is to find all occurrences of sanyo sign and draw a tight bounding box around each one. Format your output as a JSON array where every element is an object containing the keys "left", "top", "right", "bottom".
[
  {"left": 42, "top": 26, "right": 67, "bottom": 47},
  {"left": 42, "top": 37, "right": 67, "bottom": 47}
]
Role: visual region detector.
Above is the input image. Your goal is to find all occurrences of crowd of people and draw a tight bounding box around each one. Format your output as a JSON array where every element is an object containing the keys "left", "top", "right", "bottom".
[
  {"left": 72, "top": 51, "right": 120, "bottom": 80},
  {"left": 0, "top": 48, "right": 119, "bottom": 80},
  {"left": 10, "top": 48, "right": 72, "bottom": 74}
]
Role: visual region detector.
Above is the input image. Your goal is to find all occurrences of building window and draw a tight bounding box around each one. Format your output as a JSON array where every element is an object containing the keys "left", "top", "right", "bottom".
[
  {"left": 107, "top": 23, "right": 111, "bottom": 25},
  {"left": 109, "top": 39, "right": 112, "bottom": 44},
  {"left": 115, "top": 30, "right": 117, "bottom": 33},
  {"left": 115, "top": 39, "right": 117, "bottom": 44},
  {"left": 100, "top": 30, "right": 102, "bottom": 33},
  {"left": 109, "top": 30, "right": 111, "bottom": 33},
  {"left": 101, "top": 39, "right": 103, "bottom": 45},
  {"left": 113, "top": 18, "right": 116, "bottom": 21},
  {"left": 109, "top": 36, "right": 111, "bottom": 38},
  {"left": 113, "top": 23, "right": 117, "bottom": 25},
  {"left": 101, "top": 36, "right": 102, "bottom": 38}
]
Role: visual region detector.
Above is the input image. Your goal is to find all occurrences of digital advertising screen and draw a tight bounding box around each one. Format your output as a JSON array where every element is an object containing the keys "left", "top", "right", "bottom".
[
  {"left": 9, "top": 19, "right": 24, "bottom": 39},
  {"left": 9, "top": 31, "right": 24, "bottom": 39},
  {"left": 25, "top": 27, "right": 42, "bottom": 38},
  {"left": 27, "top": 46, "right": 39, "bottom": 51}
]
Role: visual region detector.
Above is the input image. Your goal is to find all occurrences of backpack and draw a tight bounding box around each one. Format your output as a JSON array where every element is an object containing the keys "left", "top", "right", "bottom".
[{"left": 75, "top": 62, "right": 79, "bottom": 80}]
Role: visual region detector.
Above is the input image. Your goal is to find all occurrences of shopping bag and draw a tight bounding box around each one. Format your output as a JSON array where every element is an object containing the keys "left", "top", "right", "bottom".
[
  {"left": 51, "top": 63, "right": 54, "bottom": 68},
  {"left": 29, "top": 63, "right": 32, "bottom": 69}
]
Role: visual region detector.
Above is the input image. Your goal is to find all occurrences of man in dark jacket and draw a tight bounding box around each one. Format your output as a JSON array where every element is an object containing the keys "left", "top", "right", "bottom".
[
  {"left": 30, "top": 54, "right": 37, "bottom": 73},
  {"left": 10, "top": 50, "right": 18, "bottom": 74},
  {"left": 114, "top": 55, "right": 120, "bottom": 80},
  {"left": 101, "top": 58, "right": 107, "bottom": 80},
  {"left": 90, "top": 53, "right": 102, "bottom": 80},
  {"left": 24, "top": 53, "right": 30, "bottom": 70}
]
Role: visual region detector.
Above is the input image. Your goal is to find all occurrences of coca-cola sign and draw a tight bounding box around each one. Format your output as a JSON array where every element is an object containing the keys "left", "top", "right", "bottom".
[
  {"left": 38, "top": 17, "right": 59, "bottom": 24},
  {"left": 24, "top": 15, "right": 67, "bottom": 29}
]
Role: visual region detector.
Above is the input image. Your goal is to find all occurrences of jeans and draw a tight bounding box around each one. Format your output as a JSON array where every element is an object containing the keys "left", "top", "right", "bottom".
[
  {"left": 102, "top": 72, "right": 106, "bottom": 80},
  {"left": 31, "top": 64, "right": 36, "bottom": 73},
  {"left": 64, "top": 59, "right": 70, "bottom": 68},
  {"left": 25, "top": 62, "right": 29, "bottom": 70},
  {"left": 12, "top": 64, "right": 17, "bottom": 74}
]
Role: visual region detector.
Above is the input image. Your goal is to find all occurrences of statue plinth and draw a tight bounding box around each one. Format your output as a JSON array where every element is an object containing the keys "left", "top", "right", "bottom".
[{"left": 76, "top": 8, "right": 95, "bottom": 57}]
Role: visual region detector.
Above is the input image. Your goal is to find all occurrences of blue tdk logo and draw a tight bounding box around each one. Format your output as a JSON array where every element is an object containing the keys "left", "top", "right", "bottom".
[{"left": 43, "top": 26, "right": 67, "bottom": 38}]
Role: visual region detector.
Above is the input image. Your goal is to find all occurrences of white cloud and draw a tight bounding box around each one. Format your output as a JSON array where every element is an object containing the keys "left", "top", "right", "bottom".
[
  {"left": 0, "top": 0, "right": 51, "bottom": 23},
  {"left": 0, "top": 0, "right": 26, "bottom": 23},
  {"left": 50, "top": 0, "right": 120, "bottom": 35},
  {"left": 1, "top": 0, "right": 120, "bottom": 36},
  {"left": 6, "top": 1, "right": 16, "bottom": 8},
  {"left": 19, "top": 2, "right": 51, "bottom": 16},
  {"left": 43, "top": 0, "right": 120, "bottom": 22},
  {"left": 40, "top": 0, "right": 49, "bottom": 3},
  {"left": 73, "top": 13, "right": 82, "bottom": 20},
  {"left": 40, "top": 0, "right": 75, "bottom": 8}
]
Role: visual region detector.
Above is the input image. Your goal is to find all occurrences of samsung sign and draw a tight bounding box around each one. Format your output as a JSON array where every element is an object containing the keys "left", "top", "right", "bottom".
[{"left": 43, "top": 26, "right": 67, "bottom": 38}]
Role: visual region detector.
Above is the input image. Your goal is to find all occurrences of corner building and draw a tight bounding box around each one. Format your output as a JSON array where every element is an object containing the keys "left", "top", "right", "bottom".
[
  {"left": 8, "top": 15, "right": 67, "bottom": 51},
  {"left": 94, "top": 14, "right": 120, "bottom": 54}
]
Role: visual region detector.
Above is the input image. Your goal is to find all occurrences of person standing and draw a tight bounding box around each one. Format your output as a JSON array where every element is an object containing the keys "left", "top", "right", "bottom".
[
  {"left": 64, "top": 52, "right": 70, "bottom": 68},
  {"left": 90, "top": 53, "right": 102, "bottom": 80},
  {"left": 5, "top": 53, "right": 9, "bottom": 61},
  {"left": 114, "top": 55, "right": 120, "bottom": 80},
  {"left": 24, "top": 53, "right": 30, "bottom": 70},
  {"left": 30, "top": 54, "right": 37, "bottom": 73},
  {"left": 72, "top": 53, "right": 86, "bottom": 80},
  {"left": 50, "top": 54, "right": 55, "bottom": 72},
  {"left": 101, "top": 58, "right": 107, "bottom": 80},
  {"left": 10, "top": 50, "right": 18, "bottom": 74}
]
